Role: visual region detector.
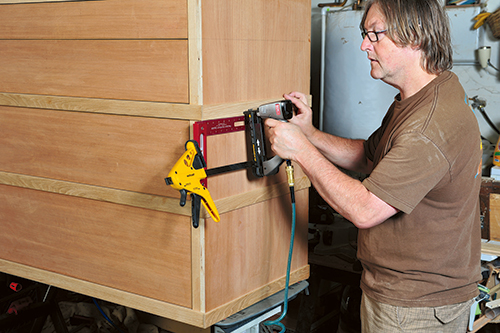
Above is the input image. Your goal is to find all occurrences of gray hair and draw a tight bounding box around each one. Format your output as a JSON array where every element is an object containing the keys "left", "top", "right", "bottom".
[{"left": 360, "top": 0, "right": 453, "bottom": 75}]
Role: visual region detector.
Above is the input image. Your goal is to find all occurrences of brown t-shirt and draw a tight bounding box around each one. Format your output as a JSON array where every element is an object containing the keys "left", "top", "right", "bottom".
[{"left": 360, "top": 71, "right": 482, "bottom": 307}]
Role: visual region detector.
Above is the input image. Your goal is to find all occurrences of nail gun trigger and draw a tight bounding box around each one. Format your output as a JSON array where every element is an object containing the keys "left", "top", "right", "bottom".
[{"left": 262, "top": 155, "right": 284, "bottom": 176}]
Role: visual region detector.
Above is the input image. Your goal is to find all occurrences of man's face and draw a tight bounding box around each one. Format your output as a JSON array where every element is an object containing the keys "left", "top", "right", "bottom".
[{"left": 360, "top": 3, "right": 413, "bottom": 87}]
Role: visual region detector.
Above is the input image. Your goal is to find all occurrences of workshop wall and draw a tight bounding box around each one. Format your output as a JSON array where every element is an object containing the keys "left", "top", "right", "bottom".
[
  {"left": 454, "top": 0, "right": 500, "bottom": 144},
  {"left": 310, "top": 0, "right": 500, "bottom": 149}
]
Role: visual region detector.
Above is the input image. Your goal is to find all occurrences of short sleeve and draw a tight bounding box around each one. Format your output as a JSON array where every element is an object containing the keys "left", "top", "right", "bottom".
[{"left": 362, "top": 132, "right": 449, "bottom": 214}]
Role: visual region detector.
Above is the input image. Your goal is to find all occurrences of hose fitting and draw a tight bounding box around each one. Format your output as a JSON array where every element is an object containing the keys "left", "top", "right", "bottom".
[{"left": 286, "top": 160, "right": 294, "bottom": 187}]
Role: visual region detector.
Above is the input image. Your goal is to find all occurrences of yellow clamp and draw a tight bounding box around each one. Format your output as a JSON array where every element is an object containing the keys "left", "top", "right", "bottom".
[{"left": 166, "top": 140, "right": 220, "bottom": 224}]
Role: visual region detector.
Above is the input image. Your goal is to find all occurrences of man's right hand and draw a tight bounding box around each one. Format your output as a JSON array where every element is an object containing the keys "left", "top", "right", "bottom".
[{"left": 284, "top": 92, "right": 317, "bottom": 139}]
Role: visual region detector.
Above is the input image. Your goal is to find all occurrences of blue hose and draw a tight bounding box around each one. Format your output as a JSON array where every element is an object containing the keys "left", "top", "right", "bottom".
[
  {"left": 263, "top": 195, "right": 296, "bottom": 333},
  {"left": 92, "top": 297, "right": 127, "bottom": 333}
]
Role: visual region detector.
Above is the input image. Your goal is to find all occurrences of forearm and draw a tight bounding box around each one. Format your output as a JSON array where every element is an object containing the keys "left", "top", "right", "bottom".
[
  {"left": 307, "top": 128, "right": 373, "bottom": 174},
  {"left": 296, "top": 146, "right": 396, "bottom": 228}
]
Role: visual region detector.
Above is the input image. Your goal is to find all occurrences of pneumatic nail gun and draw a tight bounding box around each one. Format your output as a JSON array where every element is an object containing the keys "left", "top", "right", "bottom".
[{"left": 244, "top": 100, "right": 296, "bottom": 178}]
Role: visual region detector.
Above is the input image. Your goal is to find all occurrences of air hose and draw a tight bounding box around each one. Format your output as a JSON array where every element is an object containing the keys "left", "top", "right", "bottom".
[
  {"left": 264, "top": 160, "right": 296, "bottom": 333},
  {"left": 92, "top": 298, "right": 126, "bottom": 333}
]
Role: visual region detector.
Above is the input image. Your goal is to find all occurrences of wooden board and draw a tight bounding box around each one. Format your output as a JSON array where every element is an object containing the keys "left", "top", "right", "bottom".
[
  {"left": 202, "top": 40, "right": 311, "bottom": 105},
  {"left": 0, "top": 106, "right": 190, "bottom": 198},
  {"left": 0, "top": 258, "right": 309, "bottom": 328},
  {"left": 0, "top": 0, "right": 187, "bottom": 39},
  {"left": 0, "top": 184, "right": 193, "bottom": 308},
  {"left": 481, "top": 241, "right": 500, "bottom": 257},
  {"left": 204, "top": 190, "right": 309, "bottom": 311},
  {"left": 201, "top": 0, "right": 311, "bottom": 105},
  {"left": 490, "top": 193, "right": 500, "bottom": 241},
  {"left": 205, "top": 130, "right": 306, "bottom": 200},
  {"left": 200, "top": 119, "right": 310, "bottom": 311},
  {"left": 0, "top": 0, "right": 312, "bottom": 327},
  {"left": 0, "top": 40, "right": 189, "bottom": 103},
  {"left": 480, "top": 178, "right": 500, "bottom": 239}
]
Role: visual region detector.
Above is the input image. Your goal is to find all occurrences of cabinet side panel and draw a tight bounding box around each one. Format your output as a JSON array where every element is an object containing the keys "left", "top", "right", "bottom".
[
  {"left": 0, "top": 107, "right": 190, "bottom": 197},
  {"left": 0, "top": 0, "right": 187, "bottom": 39},
  {"left": 204, "top": 190, "right": 309, "bottom": 311},
  {"left": 201, "top": 0, "right": 311, "bottom": 104},
  {"left": 205, "top": 131, "right": 306, "bottom": 200},
  {"left": 0, "top": 40, "right": 189, "bottom": 103},
  {"left": 0, "top": 185, "right": 192, "bottom": 308}
]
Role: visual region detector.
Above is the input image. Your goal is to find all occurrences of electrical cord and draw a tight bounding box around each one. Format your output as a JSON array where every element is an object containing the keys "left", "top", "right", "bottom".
[
  {"left": 92, "top": 298, "right": 127, "bottom": 333},
  {"left": 489, "top": 60, "right": 500, "bottom": 72},
  {"left": 470, "top": 96, "right": 500, "bottom": 135},
  {"left": 264, "top": 160, "right": 296, "bottom": 333}
]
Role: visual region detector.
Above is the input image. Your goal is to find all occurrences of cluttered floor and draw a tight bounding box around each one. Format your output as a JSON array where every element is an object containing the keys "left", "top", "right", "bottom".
[
  {"left": 0, "top": 272, "right": 165, "bottom": 333},
  {"left": 2, "top": 269, "right": 500, "bottom": 333}
]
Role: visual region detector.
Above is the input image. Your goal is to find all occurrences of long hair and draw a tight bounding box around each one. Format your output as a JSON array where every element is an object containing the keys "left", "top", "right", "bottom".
[{"left": 360, "top": 0, "right": 453, "bottom": 75}]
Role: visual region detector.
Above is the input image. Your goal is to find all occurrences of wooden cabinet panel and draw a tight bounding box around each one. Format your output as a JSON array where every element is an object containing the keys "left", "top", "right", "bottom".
[
  {"left": 202, "top": 39, "right": 310, "bottom": 105},
  {"left": 0, "top": 185, "right": 193, "bottom": 308},
  {"left": 0, "top": 106, "right": 190, "bottom": 197},
  {"left": 205, "top": 130, "right": 306, "bottom": 200},
  {"left": 0, "top": 40, "right": 189, "bottom": 103},
  {"left": 201, "top": 0, "right": 309, "bottom": 42},
  {"left": 204, "top": 190, "right": 309, "bottom": 311},
  {"left": 0, "top": 0, "right": 187, "bottom": 40},
  {"left": 201, "top": 0, "right": 311, "bottom": 104},
  {"left": 0, "top": 0, "right": 312, "bottom": 327}
]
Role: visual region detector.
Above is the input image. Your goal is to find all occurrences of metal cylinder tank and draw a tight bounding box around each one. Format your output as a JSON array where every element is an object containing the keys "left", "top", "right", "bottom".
[{"left": 323, "top": 9, "right": 398, "bottom": 140}]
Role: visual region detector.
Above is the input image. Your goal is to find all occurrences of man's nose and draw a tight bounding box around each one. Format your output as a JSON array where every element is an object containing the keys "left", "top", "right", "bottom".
[{"left": 360, "top": 36, "right": 371, "bottom": 52}]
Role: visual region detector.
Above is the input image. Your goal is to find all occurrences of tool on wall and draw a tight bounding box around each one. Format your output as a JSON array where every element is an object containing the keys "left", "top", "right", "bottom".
[{"left": 165, "top": 100, "right": 296, "bottom": 228}]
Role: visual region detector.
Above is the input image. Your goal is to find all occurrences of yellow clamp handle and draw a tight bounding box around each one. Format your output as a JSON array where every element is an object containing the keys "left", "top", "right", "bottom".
[{"left": 166, "top": 140, "right": 220, "bottom": 223}]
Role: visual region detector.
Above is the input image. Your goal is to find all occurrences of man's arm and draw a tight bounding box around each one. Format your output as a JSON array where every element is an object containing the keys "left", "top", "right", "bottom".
[
  {"left": 266, "top": 120, "right": 397, "bottom": 228},
  {"left": 266, "top": 92, "right": 398, "bottom": 228},
  {"left": 297, "top": 145, "right": 398, "bottom": 229},
  {"left": 283, "top": 92, "right": 373, "bottom": 174},
  {"left": 307, "top": 130, "right": 373, "bottom": 175}
]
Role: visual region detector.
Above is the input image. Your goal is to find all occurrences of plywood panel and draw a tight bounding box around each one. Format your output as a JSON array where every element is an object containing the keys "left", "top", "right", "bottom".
[
  {"left": 0, "top": 93, "right": 203, "bottom": 120},
  {"left": 202, "top": 0, "right": 310, "bottom": 43},
  {"left": 0, "top": 40, "right": 189, "bottom": 103},
  {"left": 205, "top": 131, "right": 305, "bottom": 200},
  {"left": 204, "top": 190, "right": 309, "bottom": 311},
  {"left": 490, "top": 193, "right": 500, "bottom": 241},
  {"left": 0, "top": 106, "right": 190, "bottom": 197},
  {"left": 0, "top": 0, "right": 187, "bottom": 39},
  {"left": 201, "top": 0, "right": 311, "bottom": 104},
  {"left": 0, "top": 185, "right": 193, "bottom": 308},
  {"left": 203, "top": 40, "right": 310, "bottom": 105}
]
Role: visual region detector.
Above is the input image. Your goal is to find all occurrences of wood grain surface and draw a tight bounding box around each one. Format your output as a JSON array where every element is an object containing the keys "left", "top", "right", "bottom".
[
  {"left": 0, "top": 185, "right": 193, "bottom": 308},
  {"left": 0, "top": 0, "right": 187, "bottom": 39},
  {"left": 0, "top": 106, "right": 190, "bottom": 197},
  {"left": 0, "top": 40, "right": 189, "bottom": 103},
  {"left": 201, "top": 0, "right": 311, "bottom": 105}
]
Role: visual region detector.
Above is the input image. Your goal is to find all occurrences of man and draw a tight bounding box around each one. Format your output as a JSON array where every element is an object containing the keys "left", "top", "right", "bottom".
[{"left": 266, "top": 0, "right": 483, "bottom": 331}]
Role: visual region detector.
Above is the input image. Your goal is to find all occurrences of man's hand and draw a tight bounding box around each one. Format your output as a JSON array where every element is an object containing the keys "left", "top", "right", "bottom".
[
  {"left": 265, "top": 118, "right": 311, "bottom": 162},
  {"left": 284, "top": 92, "right": 317, "bottom": 139}
]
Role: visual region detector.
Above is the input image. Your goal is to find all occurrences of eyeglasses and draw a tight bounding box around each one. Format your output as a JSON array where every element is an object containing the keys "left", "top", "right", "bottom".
[{"left": 361, "top": 29, "right": 387, "bottom": 42}]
